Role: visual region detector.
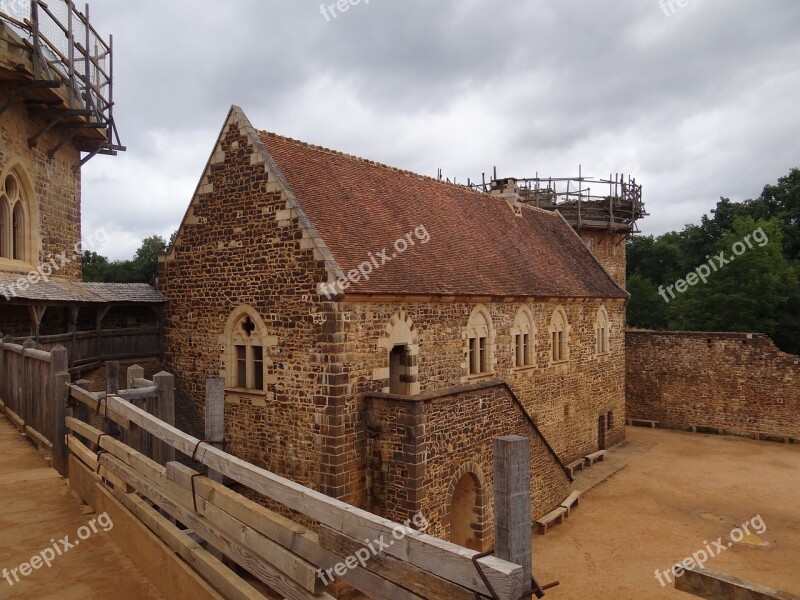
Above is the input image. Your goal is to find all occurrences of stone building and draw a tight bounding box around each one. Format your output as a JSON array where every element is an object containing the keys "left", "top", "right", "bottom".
[
  {"left": 0, "top": 3, "right": 162, "bottom": 372},
  {"left": 160, "top": 106, "right": 634, "bottom": 548}
]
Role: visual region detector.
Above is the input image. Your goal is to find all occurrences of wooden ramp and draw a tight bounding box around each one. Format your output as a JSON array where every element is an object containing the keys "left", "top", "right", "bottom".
[{"left": 0, "top": 414, "right": 164, "bottom": 599}]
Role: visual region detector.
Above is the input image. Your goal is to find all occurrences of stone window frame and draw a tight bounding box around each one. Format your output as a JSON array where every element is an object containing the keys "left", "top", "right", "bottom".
[
  {"left": 464, "top": 305, "right": 496, "bottom": 379},
  {"left": 511, "top": 305, "right": 536, "bottom": 371},
  {"left": 0, "top": 165, "right": 39, "bottom": 271},
  {"left": 375, "top": 310, "right": 420, "bottom": 396},
  {"left": 548, "top": 306, "right": 570, "bottom": 365},
  {"left": 220, "top": 306, "right": 278, "bottom": 397},
  {"left": 594, "top": 305, "right": 611, "bottom": 356}
]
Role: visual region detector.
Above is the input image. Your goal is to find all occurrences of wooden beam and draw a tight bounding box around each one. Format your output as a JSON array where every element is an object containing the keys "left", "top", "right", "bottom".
[
  {"left": 79, "top": 462, "right": 228, "bottom": 600},
  {"left": 318, "top": 525, "right": 474, "bottom": 600},
  {"left": 166, "top": 463, "right": 425, "bottom": 600},
  {"left": 98, "top": 453, "right": 332, "bottom": 600},
  {"left": 494, "top": 436, "right": 532, "bottom": 592},
  {"left": 675, "top": 565, "right": 800, "bottom": 600},
  {"left": 103, "top": 395, "right": 524, "bottom": 599},
  {"left": 67, "top": 434, "right": 131, "bottom": 492},
  {"left": 67, "top": 383, "right": 130, "bottom": 429},
  {"left": 112, "top": 487, "right": 268, "bottom": 600}
]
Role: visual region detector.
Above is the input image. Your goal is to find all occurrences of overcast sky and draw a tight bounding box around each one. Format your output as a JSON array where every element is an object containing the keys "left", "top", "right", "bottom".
[{"left": 79, "top": 0, "right": 800, "bottom": 260}]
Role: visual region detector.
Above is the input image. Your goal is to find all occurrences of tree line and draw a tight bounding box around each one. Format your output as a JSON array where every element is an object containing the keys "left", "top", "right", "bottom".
[
  {"left": 627, "top": 168, "right": 800, "bottom": 355},
  {"left": 82, "top": 234, "right": 169, "bottom": 284}
]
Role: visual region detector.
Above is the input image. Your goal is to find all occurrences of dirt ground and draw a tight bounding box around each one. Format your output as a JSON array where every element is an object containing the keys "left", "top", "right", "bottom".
[
  {"left": 535, "top": 426, "right": 800, "bottom": 599},
  {"left": 0, "top": 416, "right": 163, "bottom": 600}
]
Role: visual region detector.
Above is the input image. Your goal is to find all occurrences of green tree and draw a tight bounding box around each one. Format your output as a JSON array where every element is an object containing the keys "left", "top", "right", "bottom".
[
  {"left": 82, "top": 234, "right": 167, "bottom": 284},
  {"left": 132, "top": 235, "right": 167, "bottom": 283},
  {"left": 81, "top": 250, "right": 109, "bottom": 282},
  {"left": 625, "top": 167, "right": 800, "bottom": 355},
  {"left": 626, "top": 274, "right": 668, "bottom": 329}
]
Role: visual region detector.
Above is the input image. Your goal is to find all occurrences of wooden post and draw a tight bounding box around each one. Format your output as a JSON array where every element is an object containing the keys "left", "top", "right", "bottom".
[
  {"left": 205, "top": 379, "right": 225, "bottom": 484},
  {"left": 494, "top": 435, "right": 532, "bottom": 597},
  {"left": 51, "top": 346, "right": 69, "bottom": 476},
  {"left": 154, "top": 372, "right": 175, "bottom": 466},
  {"left": 127, "top": 364, "right": 144, "bottom": 390},
  {"left": 73, "top": 379, "right": 92, "bottom": 445},
  {"left": 0, "top": 333, "right": 6, "bottom": 412},
  {"left": 205, "top": 378, "right": 225, "bottom": 559},
  {"left": 126, "top": 365, "right": 145, "bottom": 453},
  {"left": 105, "top": 361, "right": 121, "bottom": 438},
  {"left": 22, "top": 339, "right": 36, "bottom": 428}
]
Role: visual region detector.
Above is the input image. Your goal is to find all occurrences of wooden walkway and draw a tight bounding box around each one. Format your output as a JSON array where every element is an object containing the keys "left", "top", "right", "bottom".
[{"left": 0, "top": 414, "right": 163, "bottom": 600}]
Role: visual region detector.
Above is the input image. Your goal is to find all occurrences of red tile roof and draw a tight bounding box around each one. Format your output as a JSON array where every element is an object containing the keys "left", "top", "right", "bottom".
[{"left": 260, "top": 132, "right": 627, "bottom": 299}]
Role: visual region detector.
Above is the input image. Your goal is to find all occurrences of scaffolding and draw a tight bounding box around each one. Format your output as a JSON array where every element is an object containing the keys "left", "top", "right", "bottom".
[
  {"left": 0, "top": 0, "right": 124, "bottom": 166},
  {"left": 468, "top": 168, "right": 647, "bottom": 233}
]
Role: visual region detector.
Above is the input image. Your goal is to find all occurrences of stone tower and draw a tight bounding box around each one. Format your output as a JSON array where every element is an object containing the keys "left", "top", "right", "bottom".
[{"left": 0, "top": 1, "right": 123, "bottom": 279}]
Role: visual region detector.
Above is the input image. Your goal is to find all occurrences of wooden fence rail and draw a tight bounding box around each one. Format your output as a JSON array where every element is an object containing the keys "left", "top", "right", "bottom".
[
  {"left": 0, "top": 340, "right": 534, "bottom": 600},
  {"left": 63, "top": 381, "right": 530, "bottom": 600},
  {"left": 0, "top": 336, "right": 67, "bottom": 469}
]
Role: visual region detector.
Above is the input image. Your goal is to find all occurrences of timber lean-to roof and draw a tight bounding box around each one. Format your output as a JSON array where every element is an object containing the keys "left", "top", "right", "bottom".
[
  {"left": 0, "top": 276, "right": 165, "bottom": 304},
  {"left": 259, "top": 131, "right": 627, "bottom": 299}
]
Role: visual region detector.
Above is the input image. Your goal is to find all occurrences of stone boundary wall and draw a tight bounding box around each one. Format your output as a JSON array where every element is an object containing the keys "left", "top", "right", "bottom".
[
  {"left": 626, "top": 330, "right": 800, "bottom": 440},
  {"left": 365, "top": 381, "right": 572, "bottom": 550}
]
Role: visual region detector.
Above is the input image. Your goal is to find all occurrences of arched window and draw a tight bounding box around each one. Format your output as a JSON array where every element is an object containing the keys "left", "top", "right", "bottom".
[
  {"left": 549, "top": 307, "right": 569, "bottom": 364},
  {"left": 595, "top": 306, "right": 611, "bottom": 355},
  {"left": 1, "top": 169, "right": 33, "bottom": 263},
  {"left": 465, "top": 306, "right": 494, "bottom": 376},
  {"left": 222, "top": 307, "right": 276, "bottom": 393},
  {"left": 511, "top": 306, "right": 536, "bottom": 368},
  {"left": 12, "top": 201, "right": 25, "bottom": 261},
  {"left": 0, "top": 196, "right": 8, "bottom": 258}
]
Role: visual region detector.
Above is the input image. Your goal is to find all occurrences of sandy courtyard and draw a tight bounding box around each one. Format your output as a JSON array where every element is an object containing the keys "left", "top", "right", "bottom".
[{"left": 534, "top": 426, "right": 800, "bottom": 599}]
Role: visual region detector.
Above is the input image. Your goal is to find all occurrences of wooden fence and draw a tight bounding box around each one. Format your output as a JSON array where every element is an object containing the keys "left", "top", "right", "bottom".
[
  {"left": 0, "top": 341, "right": 544, "bottom": 600},
  {"left": 12, "top": 327, "right": 161, "bottom": 373}
]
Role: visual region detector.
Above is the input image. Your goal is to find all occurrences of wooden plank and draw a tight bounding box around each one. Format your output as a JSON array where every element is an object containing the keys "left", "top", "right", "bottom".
[
  {"left": 67, "top": 434, "right": 131, "bottom": 492},
  {"left": 105, "top": 395, "right": 524, "bottom": 600},
  {"left": 675, "top": 565, "right": 800, "bottom": 600},
  {"left": 63, "top": 421, "right": 328, "bottom": 600},
  {"left": 67, "top": 383, "right": 130, "bottom": 429},
  {"left": 118, "top": 386, "right": 158, "bottom": 401},
  {"left": 68, "top": 454, "right": 101, "bottom": 509},
  {"left": 89, "top": 468, "right": 228, "bottom": 600},
  {"left": 98, "top": 453, "right": 333, "bottom": 600},
  {"left": 24, "top": 425, "right": 54, "bottom": 452},
  {"left": 111, "top": 488, "right": 268, "bottom": 600},
  {"left": 167, "top": 464, "right": 426, "bottom": 600},
  {"left": 4, "top": 405, "right": 25, "bottom": 431},
  {"left": 318, "top": 525, "right": 474, "bottom": 600}
]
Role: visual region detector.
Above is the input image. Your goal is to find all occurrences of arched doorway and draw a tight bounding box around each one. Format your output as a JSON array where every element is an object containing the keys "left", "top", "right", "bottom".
[
  {"left": 389, "top": 344, "right": 411, "bottom": 394},
  {"left": 449, "top": 472, "right": 481, "bottom": 550}
]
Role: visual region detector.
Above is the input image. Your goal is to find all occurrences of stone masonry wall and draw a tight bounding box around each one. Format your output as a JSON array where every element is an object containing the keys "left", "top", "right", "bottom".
[
  {"left": 366, "top": 382, "right": 571, "bottom": 549},
  {"left": 627, "top": 331, "right": 800, "bottom": 439},
  {"left": 344, "top": 297, "right": 627, "bottom": 475},
  {"left": 160, "top": 109, "right": 352, "bottom": 503},
  {"left": 0, "top": 88, "right": 82, "bottom": 280}
]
